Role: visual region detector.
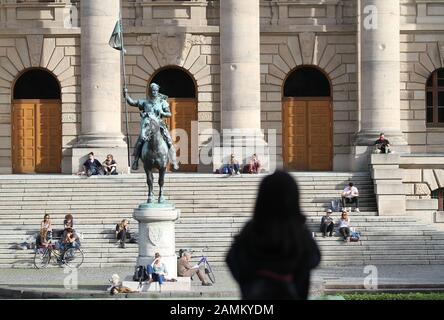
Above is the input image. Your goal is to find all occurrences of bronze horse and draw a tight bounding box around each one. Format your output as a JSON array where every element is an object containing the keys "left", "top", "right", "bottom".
[{"left": 140, "top": 114, "right": 169, "bottom": 203}]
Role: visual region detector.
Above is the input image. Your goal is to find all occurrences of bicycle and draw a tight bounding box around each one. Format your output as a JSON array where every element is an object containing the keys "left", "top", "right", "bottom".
[
  {"left": 179, "top": 247, "right": 216, "bottom": 284},
  {"left": 34, "top": 241, "right": 84, "bottom": 269}
]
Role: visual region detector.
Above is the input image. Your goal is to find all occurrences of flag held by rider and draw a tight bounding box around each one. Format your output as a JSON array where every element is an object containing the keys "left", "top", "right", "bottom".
[{"left": 109, "top": 20, "right": 126, "bottom": 53}]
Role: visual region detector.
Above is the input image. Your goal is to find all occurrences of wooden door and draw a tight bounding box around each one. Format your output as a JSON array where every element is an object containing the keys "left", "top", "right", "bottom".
[
  {"left": 165, "top": 98, "right": 197, "bottom": 172},
  {"left": 12, "top": 103, "right": 36, "bottom": 173},
  {"left": 12, "top": 100, "right": 61, "bottom": 173},
  {"left": 283, "top": 98, "right": 332, "bottom": 171}
]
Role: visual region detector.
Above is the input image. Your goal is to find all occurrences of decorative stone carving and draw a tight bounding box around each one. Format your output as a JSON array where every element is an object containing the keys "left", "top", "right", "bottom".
[
  {"left": 415, "top": 183, "right": 431, "bottom": 196},
  {"left": 148, "top": 224, "right": 163, "bottom": 246},
  {"left": 438, "top": 42, "right": 444, "bottom": 68},
  {"left": 299, "top": 32, "right": 315, "bottom": 65},
  {"left": 26, "top": 35, "right": 43, "bottom": 67},
  {"left": 136, "top": 33, "right": 206, "bottom": 66},
  {"left": 434, "top": 169, "right": 444, "bottom": 188}
]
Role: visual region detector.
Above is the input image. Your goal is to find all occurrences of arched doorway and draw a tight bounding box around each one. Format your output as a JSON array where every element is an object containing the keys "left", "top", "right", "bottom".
[
  {"left": 12, "top": 69, "right": 62, "bottom": 173},
  {"left": 282, "top": 66, "right": 333, "bottom": 171},
  {"left": 150, "top": 67, "right": 198, "bottom": 172}
]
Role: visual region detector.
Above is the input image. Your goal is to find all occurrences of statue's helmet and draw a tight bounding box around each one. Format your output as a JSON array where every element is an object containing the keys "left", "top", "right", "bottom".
[{"left": 150, "top": 83, "right": 160, "bottom": 91}]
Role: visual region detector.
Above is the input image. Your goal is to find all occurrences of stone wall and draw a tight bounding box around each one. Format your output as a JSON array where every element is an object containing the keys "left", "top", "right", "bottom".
[
  {"left": 0, "top": 35, "right": 80, "bottom": 173},
  {"left": 371, "top": 153, "right": 444, "bottom": 230},
  {"left": 400, "top": 0, "right": 444, "bottom": 153},
  {"left": 259, "top": 0, "right": 358, "bottom": 170}
]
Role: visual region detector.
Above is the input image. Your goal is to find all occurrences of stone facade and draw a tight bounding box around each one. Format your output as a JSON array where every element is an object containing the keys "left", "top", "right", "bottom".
[{"left": 0, "top": 0, "right": 443, "bottom": 174}]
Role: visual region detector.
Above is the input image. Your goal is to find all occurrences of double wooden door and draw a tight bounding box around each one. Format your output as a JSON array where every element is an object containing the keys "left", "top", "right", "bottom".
[
  {"left": 12, "top": 100, "right": 62, "bottom": 173},
  {"left": 164, "top": 98, "right": 197, "bottom": 172},
  {"left": 283, "top": 98, "right": 333, "bottom": 171}
]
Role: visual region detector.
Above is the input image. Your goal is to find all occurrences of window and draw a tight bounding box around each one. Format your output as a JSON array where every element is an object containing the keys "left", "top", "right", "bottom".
[
  {"left": 432, "top": 188, "right": 444, "bottom": 211},
  {"left": 426, "top": 68, "right": 444, "bottom": 127}
]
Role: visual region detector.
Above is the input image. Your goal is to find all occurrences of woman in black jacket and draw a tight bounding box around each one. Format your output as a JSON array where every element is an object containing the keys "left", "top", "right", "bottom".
[{"left": 226, "top": 170, "right": 321, "bottom": 300}]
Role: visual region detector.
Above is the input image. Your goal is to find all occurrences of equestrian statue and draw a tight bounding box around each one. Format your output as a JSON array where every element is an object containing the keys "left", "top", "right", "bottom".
[{"left": 124, "top": 83, "right": 179, "bottom": 203}]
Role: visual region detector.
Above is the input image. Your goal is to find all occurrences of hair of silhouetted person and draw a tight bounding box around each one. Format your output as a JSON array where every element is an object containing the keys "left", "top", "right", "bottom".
[{"left": 239, "top": 170, "right": 308, "bottom": 261}]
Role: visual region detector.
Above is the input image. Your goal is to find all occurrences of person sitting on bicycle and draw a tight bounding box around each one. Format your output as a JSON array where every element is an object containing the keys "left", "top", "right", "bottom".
[
  {"left": 58, "top": 228, "right": 78, "bottom": 262},
  {"left": 177, "top": 250, "right": 212, "bottom": 286},
  {"left": 36, "top": 228, "right": 49, "bottom": 248}
]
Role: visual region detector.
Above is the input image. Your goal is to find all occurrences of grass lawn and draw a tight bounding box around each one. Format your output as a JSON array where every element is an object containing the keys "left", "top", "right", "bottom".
[{"left": 341, "top": 292, "right": 444, "bottom": 300}]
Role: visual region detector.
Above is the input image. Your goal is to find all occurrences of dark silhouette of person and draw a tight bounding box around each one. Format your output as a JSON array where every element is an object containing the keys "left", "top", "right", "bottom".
[{"left": 226, "top": 170, "right": 321, "bottom": 300}]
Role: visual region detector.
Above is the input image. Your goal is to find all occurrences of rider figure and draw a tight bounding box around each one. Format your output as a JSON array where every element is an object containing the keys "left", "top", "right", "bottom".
[{"left": 123, "top": 83, "right": 179, "bottom": 171}]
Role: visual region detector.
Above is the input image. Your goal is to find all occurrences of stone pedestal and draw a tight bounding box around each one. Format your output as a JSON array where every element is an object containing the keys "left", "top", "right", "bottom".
[{"left": 133, "top": 203, "right": 180, "bottom": 278}]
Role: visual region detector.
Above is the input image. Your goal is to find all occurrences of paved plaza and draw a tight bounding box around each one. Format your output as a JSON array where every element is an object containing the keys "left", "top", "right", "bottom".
[{"left": 1, "top": 265, "right": 444, "bottom": 299}]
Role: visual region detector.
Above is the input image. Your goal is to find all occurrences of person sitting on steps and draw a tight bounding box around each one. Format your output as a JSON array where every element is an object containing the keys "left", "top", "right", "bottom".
[
  {"left": 337, "top": 210, "right": 352, "bottom": 242},
  {"left": 177, "top": 250, "right": 212, "bottom": 286},
  {"left": 147, "top": 253, "right": 176, "bottom": 285},
  {"left": 83, "top": 152, "right": 104, "bottom": 177},
  {"left": 229, "top": 154, "right": 241, "bottom": 175},
  {"left": 320, "top": 209, "right": 335, "bottom": 238},
  {"left": 115, "top": 219, "right": 131, "bottom": 248},
  {"left": 374, "top": 132, "right": 391, "bottom": 154},
  {"left": 341, "top": 182, "right": 360, "bottom": 213},
  {"left": 102, "top": 154, "right": 118, "bottom": 175},
  {"left": 123, "top": 84, "right": 179, "bottom": 171}
]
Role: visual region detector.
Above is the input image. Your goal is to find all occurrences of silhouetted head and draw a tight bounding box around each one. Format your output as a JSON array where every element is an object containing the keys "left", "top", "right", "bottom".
[
  {"left": 254, "top": 170, "right": 304, "bottom": 224},
  {"left": 237, "top": 170, "right": 308, "bottom": 263},
  {"left": 349, "top": 182, "right": 354, "bottom": 187}
]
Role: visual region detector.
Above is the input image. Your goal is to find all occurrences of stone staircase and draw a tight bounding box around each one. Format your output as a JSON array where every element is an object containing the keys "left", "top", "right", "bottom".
[{"left": 0, "top": 173, "right": 443, "bottom": 268}]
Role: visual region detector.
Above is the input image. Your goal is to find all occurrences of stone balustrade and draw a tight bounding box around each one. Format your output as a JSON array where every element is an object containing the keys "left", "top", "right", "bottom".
[
  {"left": 371, "top": 153, "right": 444, "bottom": 230},
  {"left": 0, "top": 0, "right": 78, "bottom": 29}
]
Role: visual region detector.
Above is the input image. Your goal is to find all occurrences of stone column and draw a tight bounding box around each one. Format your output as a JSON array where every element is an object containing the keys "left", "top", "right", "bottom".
[
  {"left": 217, "top": 0, "right": 270, "bottom": 171},
  {"left": 351, "top": 0, "right": 409, "bottom": 171},
  {"left": 72, "top": 0, "right": 128, "bottom": 173},
  {"left": 355, "top": 0, "right": 407, "bottom": 147}
]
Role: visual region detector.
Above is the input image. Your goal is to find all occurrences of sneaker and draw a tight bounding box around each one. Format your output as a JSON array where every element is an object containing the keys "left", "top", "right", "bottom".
[
  {"left": 322, "top": 234, "right": 326, "bottom": 238},
  {"left": 202, "top": 282, "right": 213, "bottom": 286},
  {"left": 329, "top": 233, "right": 333, "bottom": 237},
  {"left": 355, "top": 208, "right": 360, "bottom": 213}
]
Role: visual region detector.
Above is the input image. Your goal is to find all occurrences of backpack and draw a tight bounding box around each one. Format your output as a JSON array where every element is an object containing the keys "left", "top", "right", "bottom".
[
  {"left": 222, "top": 166, "right": 230, "bottom": 174},
  {"left": 350, "top": 231, "right": 361, "bottom": 242},
  {"left": 133, "top": 266, "right": 149, "bottom": 282},
  {"left": 331, "top": 199, "right": 341, "bottom": 212}
]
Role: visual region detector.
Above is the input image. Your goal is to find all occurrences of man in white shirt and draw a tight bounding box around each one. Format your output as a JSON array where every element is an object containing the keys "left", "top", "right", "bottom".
[{"left": 341, "top": 182, "right": 360, "bottom": 212}]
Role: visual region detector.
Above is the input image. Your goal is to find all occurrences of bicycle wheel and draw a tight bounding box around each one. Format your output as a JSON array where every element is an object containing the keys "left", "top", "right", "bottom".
[
  {"left": 204, "top": 260, "right": 216, "bottom": 284},
  {"left": 63, "top": 247, "right": 84, "bottom": 268},
  {"left": 34, "top": 248, "right": 51, "bottom": 269}
]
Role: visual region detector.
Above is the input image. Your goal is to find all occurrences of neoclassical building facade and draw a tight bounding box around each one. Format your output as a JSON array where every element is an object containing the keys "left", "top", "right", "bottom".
[{"left": 0, "top": 0, "right": 444, "bottom": 177}]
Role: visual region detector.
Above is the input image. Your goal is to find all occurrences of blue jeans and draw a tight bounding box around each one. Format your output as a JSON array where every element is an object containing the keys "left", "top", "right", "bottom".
[{"left": 147, "top": 265, "right": 165, "bottom": 285}]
